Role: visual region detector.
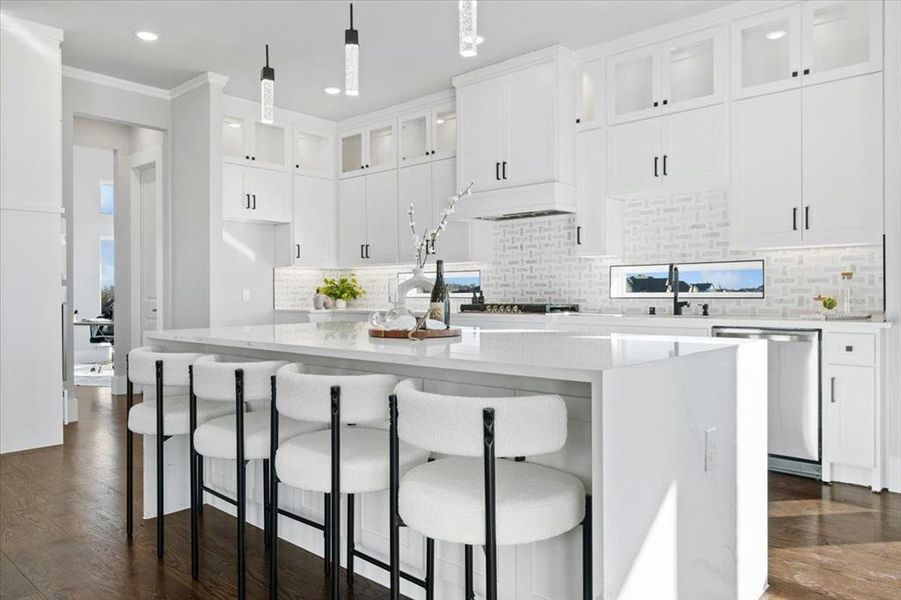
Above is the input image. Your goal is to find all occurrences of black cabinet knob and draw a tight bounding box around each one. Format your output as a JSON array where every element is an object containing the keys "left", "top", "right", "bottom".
[
  {"left": 792, "top": 71, "right": 799, "bottom": 77},
  {"left": 803, "top": 68, "right": 810, "bottom": 75},
  {"left": 251, "top": 156, "right": 256, "bottom": 161},
  {"left": 653, "top": 101, "right": 659, "bottom": 107},
  {"left": 662, "top": 99, "right": 668, "bottom": 105},
  {"left": 575, "top": 118, "right": 581, "bottom": 124},
  {"left": 245, "top": 155, "right": 250, "bottom": 159}
]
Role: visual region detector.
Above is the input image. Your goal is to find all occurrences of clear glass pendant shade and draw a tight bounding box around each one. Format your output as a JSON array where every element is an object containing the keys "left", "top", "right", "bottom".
[
  {"left": 260, "top": 78, "right": 274, "bottom": 123},
  {"left": 345, "top": 43, "right": 359, "bottom": 96},
  {"left": 459, "top": 0, "right": 477, "bottom": 57}
]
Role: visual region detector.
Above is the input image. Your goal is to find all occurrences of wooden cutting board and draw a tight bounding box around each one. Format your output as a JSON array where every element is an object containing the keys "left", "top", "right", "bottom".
[{"left": 369, "top": 327, "right": 462, "bottom": 340}]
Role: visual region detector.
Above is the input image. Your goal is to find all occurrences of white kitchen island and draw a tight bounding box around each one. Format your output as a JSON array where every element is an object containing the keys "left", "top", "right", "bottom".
[{"left": 144, "top": 322, "right": 768, "bottom": 600}]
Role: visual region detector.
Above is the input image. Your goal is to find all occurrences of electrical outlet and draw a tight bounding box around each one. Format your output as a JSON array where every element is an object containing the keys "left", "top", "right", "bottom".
[
  {"left": 705, "top": 427, "right": 717, "bottom": 472},
  {"left": 242, "top": 289, "right": 251, "bottom": 302}
]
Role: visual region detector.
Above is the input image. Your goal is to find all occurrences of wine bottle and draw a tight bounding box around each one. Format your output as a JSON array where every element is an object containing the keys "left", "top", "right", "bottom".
[{"left": 429, "top": 259, "right": 450, "bottom": 329}]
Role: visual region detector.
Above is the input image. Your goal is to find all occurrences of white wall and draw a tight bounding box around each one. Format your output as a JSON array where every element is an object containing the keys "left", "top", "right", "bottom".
[
  {"left": 72, "top": 144, "right": 114, "bottom": 362},
  {"left": 0, "top": 15, "right": 64, "bottom": 453}
]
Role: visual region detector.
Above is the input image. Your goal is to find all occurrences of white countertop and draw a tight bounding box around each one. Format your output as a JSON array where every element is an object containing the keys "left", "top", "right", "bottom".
[{"left": 145, "top": 322, "right": 753, "bottom": 383}]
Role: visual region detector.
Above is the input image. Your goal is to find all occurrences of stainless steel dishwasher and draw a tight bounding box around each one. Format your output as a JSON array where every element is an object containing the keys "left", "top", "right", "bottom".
[{"left": 712, "top": 327, "right": 821, "bottom": 478}]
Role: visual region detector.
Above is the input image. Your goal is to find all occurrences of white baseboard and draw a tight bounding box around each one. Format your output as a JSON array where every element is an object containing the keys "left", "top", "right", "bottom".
[
  {"left": 111, "top": 375, "right": 126, "bottom": 395},
  {"left": 887, "top": 457, "right": 901, "bottom": 493}
]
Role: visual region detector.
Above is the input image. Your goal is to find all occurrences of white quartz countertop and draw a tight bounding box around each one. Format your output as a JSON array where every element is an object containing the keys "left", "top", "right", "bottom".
[{"left": 145, "top": 322, "right": 754, "bottom": 383}]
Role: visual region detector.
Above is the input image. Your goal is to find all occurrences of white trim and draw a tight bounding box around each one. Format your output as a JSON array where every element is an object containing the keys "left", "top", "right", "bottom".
[
  {"left": 338, "top": 88, "right": 454, "bottom": 131},
  {"left": 169, "top": 71, "right": 229, "bottom": 99},
  {"left": 0, "top": 204, "right": 65, "bottom": 214},
  {"left": 62, "top": 66, "right": 170, "bottom": 100},
  {"left": 452, "top": 45, "right": 572, "bottom": 88},
  {"left": 0, "top": 13, "right": 63, "bottom": 41}
]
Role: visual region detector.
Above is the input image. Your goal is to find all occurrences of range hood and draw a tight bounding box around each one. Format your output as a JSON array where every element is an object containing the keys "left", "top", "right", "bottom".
[{"left": 451, "top": 181, "right": 577, "bottom": 221}]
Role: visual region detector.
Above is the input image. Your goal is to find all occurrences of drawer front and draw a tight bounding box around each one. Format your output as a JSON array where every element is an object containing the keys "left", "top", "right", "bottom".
[{"left": 826, "top": 333, "right": 875, "bottom": 366}]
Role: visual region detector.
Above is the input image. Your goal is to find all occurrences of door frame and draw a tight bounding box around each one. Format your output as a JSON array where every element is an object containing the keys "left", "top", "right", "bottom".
[{"left": 129, "top": 146, "right": 164, "bottom": 372}]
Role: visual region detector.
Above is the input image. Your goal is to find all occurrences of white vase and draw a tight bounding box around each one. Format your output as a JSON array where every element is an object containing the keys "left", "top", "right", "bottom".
[
  {"left": 334, "top": 299, "right": 347, "bottom": 309},
  {"left": 396, "top": 267, "right": 434, "bottom": 308}
]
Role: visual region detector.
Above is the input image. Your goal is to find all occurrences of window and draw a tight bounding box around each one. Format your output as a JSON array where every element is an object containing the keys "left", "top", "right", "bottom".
[
  {"left": 100, "top": 238, "right": 115, "bottom": 314},
  {"left": 610, "top": 260, "right": 764, "bottom": 299},
  {"left": 99, "top": 181, "right": 114, "bottom": 215}
]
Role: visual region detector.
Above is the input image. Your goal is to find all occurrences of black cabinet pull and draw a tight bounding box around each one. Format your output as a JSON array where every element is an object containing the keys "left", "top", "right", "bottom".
[
  {"left": 576, "top": 226, "right": 582, "bottom": 245},
  {"left": 653, "top": 101, "right": 659, "bottom": 107},
  {"left": 251, "top": 156, "right": 256, "bottom": 161},
  {"left": 792, "top": 71, "right": 799, "bottom": 77},
  {"left": 662, "top": 99, "right": 668, "bottom": 105},
  {"left": 792, "top": 207, "right": 798, "bottom": 231},
  {"left": 366, "top": 164, "right": 370, "bottom": 168},
  {"left": 251, "top": 194, "right": 256, "bottom": 210},
  {"left": 845, "top": 345, "right": 854, "bottom": 352},
  {"left": 803, "top": 68, "right": 810, "bottom": 75},
  {"left": 295, "top": 163, "right": 300, "bottom": 168},
  {"left": 361, "top": 165, "right": 365, "bottom": 170},
  {"left": 365, "top": 244, "right": 370, "bottom": 259},
  {"left": 663, "top": 154, "right": 668, "bottom": 176},
  {"left": 575, "top": 118, "right": 581, "bottom": 124},
  {"left": 502, "top": 161, "right": 507, "bottom": 180},
  {"left": 495, "top": 162, "right": 500, "bottom": 180},
  {"left": 805, "top": 206, "right": 809, "bottom": 230},
  {"left": 245, "top": 155, "right": 250, "bottom": 160},
  {"left": 654, "top": 156, "right": 659, "bottom": 177},
  {"left": 360, "top": 244, "right": 364, "bottom": 259},
  {"left": 245, "top": 194, "right": 251, "bottom": 209},
  {"left": 295, "top": 244, "right": 301, "bottom": 259}
]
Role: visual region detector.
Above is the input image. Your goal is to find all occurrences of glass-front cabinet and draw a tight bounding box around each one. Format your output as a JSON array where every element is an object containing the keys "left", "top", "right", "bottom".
[
  {"left": 339, "top": 120, "right": 396, "bottom": 178},
  {"left": 731, "top": 0, "right": 882, "bottom": 100},
  {"left": 398, "top": 100, "right": 456, "bottom": 167},
  {"left": 293, "top": 127, "right": 334, "bottom": 179},
  {"left": 607, "top": 26, "right": 723, "bottom": 125},
  {"left": 575, "top": 58, "right": 605, "bottom": 130},
  {"left": 222, "top": 113, "right": 289, "bottom": 171}
]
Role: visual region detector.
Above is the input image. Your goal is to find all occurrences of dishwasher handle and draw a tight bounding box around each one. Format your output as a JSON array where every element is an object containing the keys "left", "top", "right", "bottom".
[{"left": 712, "top": 329, "right": 817, "bottom": 343}]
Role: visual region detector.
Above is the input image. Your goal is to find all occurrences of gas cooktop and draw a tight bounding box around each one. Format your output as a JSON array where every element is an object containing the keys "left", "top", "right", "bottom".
[{"left": 459, "top": 303, "right": 580, "bottom": 314}]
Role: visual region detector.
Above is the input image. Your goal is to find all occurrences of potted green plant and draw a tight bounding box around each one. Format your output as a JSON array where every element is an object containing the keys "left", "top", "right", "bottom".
[{"left": 320, "top": 275, "right": 365, "bottom": 309}]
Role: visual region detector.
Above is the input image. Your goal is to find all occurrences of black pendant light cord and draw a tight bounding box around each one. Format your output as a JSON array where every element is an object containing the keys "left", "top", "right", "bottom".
[{"left": 345, "top": 3, "right": 358, "bottom": 45}]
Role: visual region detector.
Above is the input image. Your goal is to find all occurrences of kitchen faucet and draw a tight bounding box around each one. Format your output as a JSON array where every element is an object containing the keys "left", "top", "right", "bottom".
[{"left": 668, "top": 263, "right": 690, "bottom": 316}]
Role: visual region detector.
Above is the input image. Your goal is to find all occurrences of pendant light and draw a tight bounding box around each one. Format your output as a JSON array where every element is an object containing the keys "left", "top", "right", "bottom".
[
  {"left": 459, "top": 0, "right": 477, "bottom": 57},
  {"left": 260, "top": 44, "right": 275, "bottom": 123},
  {"left": 345, "top": 3, "right": 359, "bottom": 96}
]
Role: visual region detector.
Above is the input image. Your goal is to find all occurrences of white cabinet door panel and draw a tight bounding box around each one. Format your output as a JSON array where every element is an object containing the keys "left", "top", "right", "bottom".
[
  {"left": 607, "top": 44, "right": 661, "bottom": 124},
  {"left": 826, "top": 364, "right": 875, "bottom": 469},
  {"left": 365, "top": 170, "right": 398, "bottom": 264},
  {"left": 801, "top": 0, "right": 883, "bottom": 87},
  {"left": 607, "top": 118, "right": 661, "bottom": 196},
  {"left": 431, "top": 158, "right": 470, "bottom": 262},
  {"left": 731, "top": 90, "right": 802, "bottom": 248},
  {"left": 661, "top": 104, "right": 725, "bottom": 188},
  {"left": 293, "top": 175, "right": 336, "bottom": 267},
  {"left": 731, "top": 5, "right": 803, "bottom": 100},
  {"left": 576, "top": 128, "right": 621, "bottom": 257},
  {"left": 802, "top": 73, "right": 882, "bottom": 245},
  {"left": 248, "top": 167, "right": 291, "bottom": 222},
  {"left": 457, "top": 80, "right": 504, "bottom": 191},
  {"left": 338, "top": 176, "right": 367, "bottom": 266},
  {"left": 397, "top": 162, "right": 432, "bottom": 264},
  {"left": 222, "top": 162, "right": 248, "bottom": 221},
  {"left": 504, "top": 62, "right": 556, "bottom": 186}
]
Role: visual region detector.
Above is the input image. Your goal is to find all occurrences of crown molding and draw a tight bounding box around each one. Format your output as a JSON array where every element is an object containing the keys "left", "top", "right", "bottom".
[
  {"left": 62, "top": 66, "right": 170, "bottom": 99},
  {"left": 169, "top": 71, "right": 229, "bottom": 99},
  {"left": 0, "top": 13, "right": 63, "bottom": 42}
]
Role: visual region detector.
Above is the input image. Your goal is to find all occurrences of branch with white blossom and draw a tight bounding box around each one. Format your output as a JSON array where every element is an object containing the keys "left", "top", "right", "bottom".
[{"left": 406, "top": 181, "right": 474, "bottom": 269}]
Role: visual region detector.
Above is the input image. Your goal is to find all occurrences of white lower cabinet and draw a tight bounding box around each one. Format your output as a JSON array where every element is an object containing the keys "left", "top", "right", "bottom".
[
  {"left": 397, "top": 158, "right": 471, "bottom": 264},
  {"left": 731, "top": 72, "right": 883, "bottom": 249},
  {"left": 824, "top": 364, "right": 875, "bottom": 470},
  {"left": 223, "top": 162, "right": 291, "bottom": 223},
  {"left": 575, "top": 127, "right": 622, "bottom": 257},
  {"left": 291, "top": 175, "right": 336, "bottom": 267},
  {"left": 338, "top": 170, "right": 398, "bottom": 267},
  {"left": 607, "top": 104, "right": 724, "bottom": 198}
]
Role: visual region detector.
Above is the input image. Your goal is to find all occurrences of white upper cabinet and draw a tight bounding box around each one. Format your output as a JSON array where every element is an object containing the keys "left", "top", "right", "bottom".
[
  {"left": 575, "top": 128, "right": 622, "bottom": 257},
  {"left": 291, "top": 174, "right": 336, "bottom": 267},
  {"left": 222, "top": 162, "right": 291, "bottom": 224},
  {"left": 398, "top": 100, "right": 457, "bottom": 168},
  {"left": 337, "top": 170, "right": 398, "bottom": 267},
  {"left": 731, "top": 73, "right": 882, "bottom": 249},
  {"left": 575, "top": 58, "right": 605, "bottom": 130},
  {"left": 339, "top": 119, "right": 396, "bottom": 178},
  {"left": 222, "top": 112, "right": 290, "bottom": 171},
  {"left": 292, "top": 126, "right": 334, "bottom": 179},
  {"left": 607, "top": 104, "right": 725, "bottom": 198},
  {"left": 338, "top": 176, "right": 367, "bottom": 265},
  {"left": 454, "top": 46, "right": 574, "bottom": 198},
  {"left": 607, "top": 26, "right": 723, "bottom": 125},
  {"left": 731, "top": 1, "right": 882, "bottom": 100}
]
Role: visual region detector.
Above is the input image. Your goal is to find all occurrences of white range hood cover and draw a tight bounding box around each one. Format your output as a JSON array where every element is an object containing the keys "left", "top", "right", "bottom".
[{"left": 451, "top": 181, "right": 576, "bottom": 221}]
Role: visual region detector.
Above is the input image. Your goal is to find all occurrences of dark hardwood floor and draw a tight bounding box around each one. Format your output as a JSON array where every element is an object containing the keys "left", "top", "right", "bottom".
[{"left": 1, "top": 386, "right": 899, "bottom": 599}]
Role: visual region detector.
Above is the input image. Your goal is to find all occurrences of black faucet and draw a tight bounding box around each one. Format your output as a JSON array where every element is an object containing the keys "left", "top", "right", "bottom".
[{"left": 668, "top": 263, "right": 690, "bottom": 316}]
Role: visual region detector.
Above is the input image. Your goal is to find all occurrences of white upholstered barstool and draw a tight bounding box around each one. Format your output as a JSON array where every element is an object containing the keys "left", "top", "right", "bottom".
[
  {"left": 189, "top": 356, "right": 322, "bottom": 598},
  {"left": 270, "top": 364, "right": 430, "bottom": 600},
  {"left": 125, "top": 346, "right": 233, "bottom": 557},
  {"left": 390, "top": 380, "right": 591, "bottom": 600}
]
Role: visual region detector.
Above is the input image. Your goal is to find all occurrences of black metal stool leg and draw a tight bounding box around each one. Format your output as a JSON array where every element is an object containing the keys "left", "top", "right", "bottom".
[
  {"left": 197, "top": 454, "right": 204, "bottom": 514},
  {"left": 330, "top": 386, "right": 341, "bottom": 600},
  {"left": 582, "top": 494, "right": 593, "bottom": 600},
  {"left": 155, "top": 360, "right": 165, "bottom": 558},
  {"left": 346, "top": 493, "right": 355, "bottom": 588},
  {"left": 464, "top": 544, "right": 474, "bottom": 600},
  {"left": 482, "top": 408, "right": 498, "bottom": 600},
  {"left": 425, "top": 537, "right": 435, "bottom": 600},
  {"left": 236, "top": 369, "right": 247, "bottom": 599},
  {"left": 263, "top": 458, "right": 271, "bottom": 551},
  {"left": 324, "top": 493, "right": 331, "bottom": 577},
  {"left": 269, "top": 375, "right": 279, "bottom": 600},
  {"left": 189, "top": 366, "right": 199, "bottom": 580},
  {"left": 388, "top": 394, "right": 400, "bottom": 600},
  {"left": 126, "top": 372, "right": 134, "bottom": 540}
]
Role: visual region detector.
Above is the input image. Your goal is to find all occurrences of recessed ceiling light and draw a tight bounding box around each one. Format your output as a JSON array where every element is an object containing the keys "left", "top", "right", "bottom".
[
  {"left": 766, "top": 30, "right": 787, "bottom": 40},
  {"left": 324, "top": 87, "right": 341, "bottom": 95},
  {"left": 436, "top": 118, "right": 445, "bottom": 125},
  {"left": 134, "top": 31, "right": 159, "bottom": 42}
]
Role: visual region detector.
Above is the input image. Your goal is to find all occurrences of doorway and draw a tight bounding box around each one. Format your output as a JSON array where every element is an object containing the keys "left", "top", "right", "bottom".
[{"left": 130, "top": 147, "right": 164, "bottom": 350}]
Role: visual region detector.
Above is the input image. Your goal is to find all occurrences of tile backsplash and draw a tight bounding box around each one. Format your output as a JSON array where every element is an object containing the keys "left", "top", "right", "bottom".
[{"left": 275, "top": 189, "right": 884, "bottom": 318}]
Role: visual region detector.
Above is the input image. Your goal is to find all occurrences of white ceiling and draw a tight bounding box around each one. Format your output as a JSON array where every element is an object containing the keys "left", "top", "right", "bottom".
[{"left": 2, "top": 0, "right": 733, "bottom": 121}]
